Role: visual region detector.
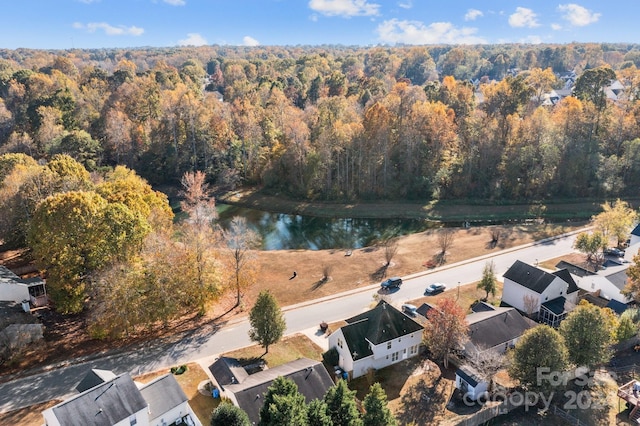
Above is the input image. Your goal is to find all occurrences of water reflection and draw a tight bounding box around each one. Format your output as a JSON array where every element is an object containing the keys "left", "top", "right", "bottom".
[{"left": 216, "top": 204, "right": 434, "bottom": 250}]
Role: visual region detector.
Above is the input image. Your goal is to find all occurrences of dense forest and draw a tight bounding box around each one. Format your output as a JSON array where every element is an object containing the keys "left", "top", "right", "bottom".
[{"left": 2, "top": 43, "right": 640, "bottom": 202}]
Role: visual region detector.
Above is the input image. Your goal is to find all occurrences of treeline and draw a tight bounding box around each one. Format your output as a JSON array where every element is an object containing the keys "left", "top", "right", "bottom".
[{"left": 2, "top": 43, "right": 640, "bottom": 201}]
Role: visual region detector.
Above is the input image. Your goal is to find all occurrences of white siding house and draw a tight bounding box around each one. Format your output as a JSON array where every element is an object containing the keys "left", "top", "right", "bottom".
[
  {"left": 327, "top": 301, "right": 423, "bottom": 379},
  {"left": 501, "top": 261, "right": 579, "bottom": 327}
]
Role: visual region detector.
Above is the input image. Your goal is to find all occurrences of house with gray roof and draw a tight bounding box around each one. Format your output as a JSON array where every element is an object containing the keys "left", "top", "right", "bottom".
[
  {"left": 501, "top": 260, "right": 579, "bottom": 327},
  {"left": 327, "top": 301, "right": 423, "bottom": 379},
  {"left": 465, "top": 307, "right": 536, "bottom": 356},
  {"left": 209, "top": 357, "right": 333, "bottom": 425},
  {"left": 42, "top": 371, "right": 201, "bottom": 426}
]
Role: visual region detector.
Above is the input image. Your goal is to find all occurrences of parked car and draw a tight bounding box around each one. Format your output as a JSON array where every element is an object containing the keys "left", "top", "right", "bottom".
[
  {"left": 402, "top": 303, "right": 418, "bottom": 317},
  {"left": 605, "top": 247, "right": 625, "bottom": 257},
  {"left": 380, "top": 277, "right": 403, "bottom": 289},
  {"left": 425, "top": 282, "right": 446, "bottom": 295}
]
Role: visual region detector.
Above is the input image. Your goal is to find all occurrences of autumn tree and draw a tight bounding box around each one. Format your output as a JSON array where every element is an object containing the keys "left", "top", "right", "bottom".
[
  {"left": 178, "top": 171, "right": 221, "bottom": 314},
  {"left": 221, "top": 216, "right": 261, "bottom": 309},
  {"left": 362, "top": 382, "right": 396, "bottom": 426},
  {"left": 592, "top": 199, "right": 636, "bottom": 247},
  {"left": 28, "top": 191, "right": 149, "bottom": 313},
  {"left": 508, "top": 325, "right": 569, "bottom": 392},
  {"left": 258, "top": 376, "right": 308, "bottom": 426},
  {"left": 437, "top": 228, "right": 455, "bottom": 264},
  {"left": 573, "top": 231, "right": 606, "bottom": 264},
  {"left": 559, "top": 302, "right": 615, "bottom": 368},
  {"left": 622, "top": 251, "right": 640, "bottom": 303},
  {"left": 477, "top": 260, "right": 497, "bottom": 300},
  {"left": 324, "top": 379, "right": 362, "bottom": 426},
  {"left": 382, "top": 236, "right": 399, "bottom": 267},
  {"left": 248, "top": 290, "right": 286, "bottom": 355},
  {"left": 423, "top": 298, "right": 468, "bottom": 368}
]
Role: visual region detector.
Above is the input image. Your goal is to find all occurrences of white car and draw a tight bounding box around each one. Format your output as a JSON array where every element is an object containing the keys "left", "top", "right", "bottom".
[
  {"left": 425, "top": 283, "right": 446, "bottom": 295},
  {"left": 402, "top": 303, "right": 418, "bottom": 317}
]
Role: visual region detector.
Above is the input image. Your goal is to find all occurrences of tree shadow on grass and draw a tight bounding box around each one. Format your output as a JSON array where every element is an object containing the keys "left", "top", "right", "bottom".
[
  {"left": 370, "top": 264, "right": 389, "bottom": 282},
  {"left": 311, "top": 277, "right": 329, "bottom": 291}
]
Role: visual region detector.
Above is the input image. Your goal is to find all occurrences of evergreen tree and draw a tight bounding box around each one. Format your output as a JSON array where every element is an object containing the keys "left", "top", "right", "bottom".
[
  {"left": 249, "top": 290, "right": 286, "bottom": 354},
  {"left": 210, "top": 402, "right": 251, "bottom": 426},
  {"left": 362, "top": 382, "right": 396, "bottom": 426},
  {"left": 477, "top": 260, "right": 497, "bottom": 300},
  {"left": 306, "top": 399, "right": 332, "bottom": 426},
  {"left": 258, "top": 376, "right": 307, "bottom": 426},
  {"left": 324, "top": 379, "right": 362, "bottom": 426}
]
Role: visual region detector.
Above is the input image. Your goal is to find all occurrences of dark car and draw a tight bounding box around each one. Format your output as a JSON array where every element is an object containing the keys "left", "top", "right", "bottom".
[
  {"left": 425, "top": 282, "right": 446, "bottom": 295},
  {"left": 605, "top": 247, "right": 625, "bottom": 257},
  {"left": 380, "top": 277, "right": 403, "bottom": 289}
]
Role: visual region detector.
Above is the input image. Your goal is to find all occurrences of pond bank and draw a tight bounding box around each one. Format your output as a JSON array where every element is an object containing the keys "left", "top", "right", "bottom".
[{"left": 217, "top": 188, "right": 614, "bottom": 223}]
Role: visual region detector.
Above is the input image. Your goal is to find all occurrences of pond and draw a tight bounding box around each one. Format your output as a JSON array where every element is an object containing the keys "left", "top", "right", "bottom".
[{"left": 216, "top": 204, "right": 440, "bottom": 250}]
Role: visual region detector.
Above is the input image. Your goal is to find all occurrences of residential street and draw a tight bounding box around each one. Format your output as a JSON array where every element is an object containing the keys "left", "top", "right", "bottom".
[{"left": 0, "top": 228, "right": 586, "bottom": 414}]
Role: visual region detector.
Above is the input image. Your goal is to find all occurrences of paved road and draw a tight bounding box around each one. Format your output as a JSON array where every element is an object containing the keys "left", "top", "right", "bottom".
[{"left": 0, "top": 228, "right": 586, "bottom": 413}]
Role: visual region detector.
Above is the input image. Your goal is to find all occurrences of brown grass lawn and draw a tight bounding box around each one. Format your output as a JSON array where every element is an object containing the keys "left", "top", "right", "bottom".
[
  {"left": 219, "top": 222, "right": 587, "bottom": 318},
  {"left": 134, "top": 362, "right": 218, "bottom": 425},
  {"left": 0, "top": 400, "right": 61, "bottom": 426},
  {"left": 221, "top": 333, "right": 326, "bottom": 367}
]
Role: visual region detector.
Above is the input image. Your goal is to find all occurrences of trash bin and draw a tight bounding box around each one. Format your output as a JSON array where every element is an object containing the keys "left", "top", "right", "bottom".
[
  {"left": 342, "top": 371, "right": 348, "bottom": 380},
  {"left": 212, "top": 388, "right": 220, "bottom": 398}
]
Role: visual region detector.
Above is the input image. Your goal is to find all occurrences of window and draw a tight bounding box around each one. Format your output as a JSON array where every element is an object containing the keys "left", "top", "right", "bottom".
[
  {"left": 129, "top": 415, "right": 137, "bottom": 426},
  {"left": 392, "top": 351, "right": 399, "bottom": 362},
  {"left": 387, "top": 341, "right": 392, "bottom": 350},
  {"left": 337, "top": 339, "right": 343, "bottom": 349},
  {"left": 410, "top": 345, "right": 418, "bottom": 355}
]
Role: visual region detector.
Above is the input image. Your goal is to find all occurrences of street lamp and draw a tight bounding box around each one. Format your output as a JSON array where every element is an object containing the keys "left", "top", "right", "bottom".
[{"left": 457, "top": 281, "right": 460, "bottom": 301}]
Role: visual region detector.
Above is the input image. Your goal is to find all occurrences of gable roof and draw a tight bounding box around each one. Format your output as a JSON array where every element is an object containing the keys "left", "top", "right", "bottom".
[
  {"left": 555, "top": 261, "right": 596, "bottom": 278},
  {"left": 139, "top": 374, "right": 188, "bottom": 421},
  {"left": 503, "top": 260, "right": 559, "bottom": 294},
  {"left": 465, "top": 308, "right": 536, "bottom": 353},
  {"left": 47, "top": 374, "right": 147, "bottom": 426},
  {"left": 606, "top": 269, "right": 628, "bottom": 291},
  {"left": 632, "top": 223, "right": 640, "bottom": 237},
  {"left": 75, "top": 369, "right": 117, "bottom": 393},
  {"left": 224, "top": 358, "right": 333, "bottom": 425},
  {"left": 341, "top": 301, "right": 423, "bottom": 361},
  {"left": 552, "top": 269, "right": 579, "bottom": 294},
  {"left": 209, "top": 356, "right": 249, "bottom": 388}
]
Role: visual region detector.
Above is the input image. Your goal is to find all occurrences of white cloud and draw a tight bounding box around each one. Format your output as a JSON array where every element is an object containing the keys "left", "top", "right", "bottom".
[
  {"left": 309, "top": 0, "right": 380, "bottom": 17},
  {"left": 551, "top": 23, "right": 562, "bottom": 30},
  {"left": 178, "top": 33, "right": 207, "bottom": 46},
  {"left": 73, "top": 22, "right": 144, "bottom": 36},
  {"left": 164, "top": 0, "right": 186, "bottom": 5},
  {"left": 464, "top": 9, "right": 483, "bottom": 21},
  {"left": 508, "top": 7, "right": 539, "bottom": 28},
  {"left": 77, "top": 0, "right": 100, "bottom": 4},
  {"left": 398, "top": 0, "right": 412, "bottom": 9},
  {"left": 243, "top": 36, "right": 260, "bottom": 46},
  {"left": 521, "top": 35, "right": 543, "bottom": 44},
  {"left": 376, "top": 19, "right": 486, "bottom": 45},
  {"left": 558, "top": 3, "right": 600, "bottom": 27}
]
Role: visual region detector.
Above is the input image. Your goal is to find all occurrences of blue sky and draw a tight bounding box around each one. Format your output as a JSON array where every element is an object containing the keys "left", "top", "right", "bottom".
[{"left": 1, "top": 0, "right": 636, "bottom": 50}]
